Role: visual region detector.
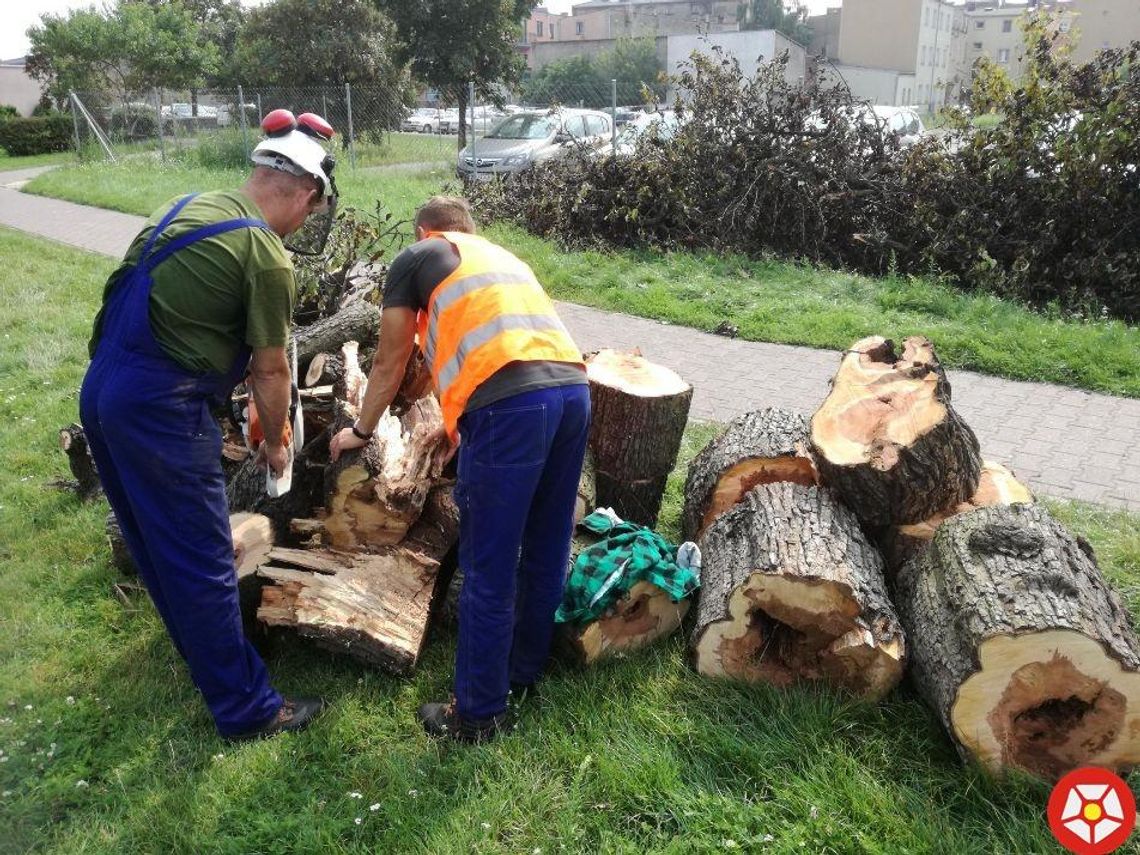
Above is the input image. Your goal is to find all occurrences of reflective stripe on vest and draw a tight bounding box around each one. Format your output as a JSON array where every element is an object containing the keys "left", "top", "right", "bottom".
[{"left": 418, "top": 230, "right": 583, "bottom": 437}]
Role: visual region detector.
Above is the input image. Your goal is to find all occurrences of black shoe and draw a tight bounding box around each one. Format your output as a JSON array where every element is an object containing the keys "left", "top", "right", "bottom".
[
  {"left": 509, "top": 682, "right": 537, "bottom": 704},
  {"left": 225, "top": 696, "right": 326, "bottom": 742},
  {"left": 417, "top": 699, "right": 508, "bottom": 743}
]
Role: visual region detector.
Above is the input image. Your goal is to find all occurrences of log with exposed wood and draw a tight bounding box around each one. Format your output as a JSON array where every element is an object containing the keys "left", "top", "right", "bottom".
[
  {"left": 293, "top": 300, "right": 380, "bottom": 378},
  {"left": 225, "top": 433, "right": 329, "bottom": 541},
  {"left": 331, "top": 341, "right": 368, "bottom": 410},
  {"left": 691, "top": 482, "right": 904, "bottom": 700},
  {"left": 56, "top": 423, "right": 101, "bottom": 499},
  {"left": 318, "top": 396, "right": 447, "bottom": 549},
  {"left": 257, "top": 484, "right": 459, "bottom": 675},
  {"left": 303, "top": 352, "right": 343, "bottom": 388},
  {"left": 811, "top": 336, "right": 982, "bottom": 526},
  {"left": 561, "top": 579, "right": 691, "bottom": 666},
  {"left": 894, "top": 503, "right": 1140, "bottom": 780},
  {"left": 682, "top": 407, "right": 818, "bottom": 542},
  {"left": 880, "top": 461, "right": 1033, "bottom": 570},
  {"left": 586, "top": 348, "right": 692, "bottom": 527}
]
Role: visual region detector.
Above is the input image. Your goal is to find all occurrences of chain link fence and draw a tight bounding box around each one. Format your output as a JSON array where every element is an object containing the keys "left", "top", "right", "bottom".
[{"left": 65, "top": 78, "right": 671, "bottom": 175}]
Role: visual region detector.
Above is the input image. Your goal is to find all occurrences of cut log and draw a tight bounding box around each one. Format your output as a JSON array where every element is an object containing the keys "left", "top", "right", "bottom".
[
  {"left": 575, "top": 449, "right": 596, "bottom": 525},
  {"left": 586, "top": 349, "right": 692, "bottom": 527},
  {"left": 106, "top": 510, "right": 134, "bottom": 575},
  {"left": 562, "top": 581, "right": 691, "bottom": 666},
  {"left": 894, "top": 503, "right": 1140, "bottom": 780},
  {"left": 322, "top": 397, "right": 447, "bottom": 549},
  {"left": 303, "top": 352, "right": 344, "bottom": 388},
  {"left": 293, "top": 301, "right": 380, "bottom": 378},
  {"left": 810, "top": 336, "right": 981, "bottom": 526},
  {"left": 881, "top": 461, "right": 1033, "bottom": 570},
  {"left": 682, "top": 407, "right": 818, "bottom": 542},
  {"left": 258, "top": 486, "right": 458, "bottom": 675},
  {"left": 57, "top": 424, "right": 101, "bottom": 499},
  {"left": 691, "top": 482, "right": 904, "bottom": 700}
]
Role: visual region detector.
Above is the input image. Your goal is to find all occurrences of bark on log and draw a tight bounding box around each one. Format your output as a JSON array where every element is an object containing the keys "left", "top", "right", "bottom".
[
  {"left": 322, "top": 397, "right": 447, "bottom": 549},
  {"left": 586, "top": 349, "right": 692, "bottom": 527},
  {"left": 881, "top": 461, "right": 1033, "bottom": 570},
  {"left": 257, "top": 487, "right": 458, "bottom": 675},
  {"left": 691, "top": 482, "right": 904, "bottom": 700},
  {"left": 811, "top": 336, "right": 982, "bottom": 526},
  {"left": 57, "top": 424, "right": 101, "bottom": 499},
  {"left": 393, "top": 345, "right": 433, "bottom": 416},
  {"left": 894, "top": 503, "right": 1140, "bottom": 780},
  {"left": 682, "top": 407, "right": 818, "bottom": 542},
  {"left": 293, "top": 301, "right": 380, "bottom": 378},
  {"left": 106, "top": 510, "right": 134, "bottom": 575},
  {"left": 226, "top": 439, "right": 327, "bottom": 541}
]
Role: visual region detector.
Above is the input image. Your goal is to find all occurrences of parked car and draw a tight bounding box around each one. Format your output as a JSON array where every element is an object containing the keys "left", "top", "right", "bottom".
[
  {"left": 401, "top": 108, "right": 443, "bottom": 134},
  {"left": 440, "top": 105, "right": 508, "bottom": 136},
  {"left": 610, "top": 109, "right": 682, "bottom": 156},
  {"left": 457, "top": 108, "right": 614, "bottom": 181},
  {"left": 613, "top": 106, "right": 642, "bottom": 127}
]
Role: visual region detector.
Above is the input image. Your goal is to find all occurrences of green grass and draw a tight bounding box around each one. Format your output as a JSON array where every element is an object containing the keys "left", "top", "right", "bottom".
[
  {"left": 0, "top": 150, "right": 78, "bottom": 171},
  {"left": 21, "top": 160, "right": 1140, "bottom": 398},
  {"left": 355, "top": 132, "right": 457, "bottom": 168},
  {"left": 3, "top": 226, "right": 1140, "bottom": 852}
]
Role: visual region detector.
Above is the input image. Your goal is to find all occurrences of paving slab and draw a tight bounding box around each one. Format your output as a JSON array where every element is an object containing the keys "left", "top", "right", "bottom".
[{"left": 0, "top": 178, "right": 1136, "bottom": 512}]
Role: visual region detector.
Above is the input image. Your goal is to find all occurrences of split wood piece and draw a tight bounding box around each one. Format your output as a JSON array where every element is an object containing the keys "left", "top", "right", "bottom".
[
  {"left": 293, "top": 300, "right": 380, "bottom": 379},
  {"left": 810, "top": 336, "right": 981, "bottom": 526},
  {"left": 332, "top": 341, "right": 368, "bottom": 412},
  {"left": 681, "top": 407, "right": 818, "bottom": 542},
  {"left": 586, "top": 348, "right": 693, "bottom": 527},
  {"left": 691, "top": 482, "right": 904, "bottom": 700},
  {"left": 894, "top": 503, "right": 1140, "bottom": 781},
  {"left": 57, "top": 423, "right": 101, "bottom": 499},
  {"left": 303, "top": 352, "right": 344, "bottom": 388},
  {"left": 881, "top": 461, "right": 1033, "bottom": 570},
  {"left": 105, "top": 511, "right": 273, "bottom": 581},
  {"left": 562, "top": 581, "right": 691, "bottom": 666},
  {"left": 258, "top": 492, "right": 456, "bottom": 674},
  {"left": 322, "top": 397, "right": 447, "bottom": 549}
]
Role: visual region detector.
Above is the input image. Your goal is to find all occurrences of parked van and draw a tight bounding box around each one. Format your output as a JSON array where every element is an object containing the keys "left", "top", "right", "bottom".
[{"left": 457, "top": 108, "right": 614, "bottom": 180}]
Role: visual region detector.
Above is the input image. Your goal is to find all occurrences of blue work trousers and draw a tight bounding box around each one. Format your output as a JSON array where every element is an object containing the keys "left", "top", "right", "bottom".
[{"left": 453, "top": 383, "right": 591, "bottom": 720}]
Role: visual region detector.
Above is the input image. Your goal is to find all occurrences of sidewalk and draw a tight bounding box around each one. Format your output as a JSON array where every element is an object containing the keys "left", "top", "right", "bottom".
[{"left": 2, "top": 175, "right": 1137, "bottom": 512}]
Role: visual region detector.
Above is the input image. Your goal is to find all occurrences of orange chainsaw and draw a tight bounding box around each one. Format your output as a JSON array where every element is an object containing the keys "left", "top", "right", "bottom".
[{"left": 234, "top": 342, "right": 304, "bottom": 497}]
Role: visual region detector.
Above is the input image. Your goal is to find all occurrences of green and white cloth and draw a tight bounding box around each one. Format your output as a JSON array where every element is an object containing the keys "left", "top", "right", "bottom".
[{"left": 555, "top": 510, "right": 701, "bottom": 625}]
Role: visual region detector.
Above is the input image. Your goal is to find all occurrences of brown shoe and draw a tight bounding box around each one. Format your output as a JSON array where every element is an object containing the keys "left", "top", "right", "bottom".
[
  {"left": 225, "top": 697, "right": 326, "bottom": 742},
  {"left": 417, "top": 698, "right": 508, "bottom": 743}
]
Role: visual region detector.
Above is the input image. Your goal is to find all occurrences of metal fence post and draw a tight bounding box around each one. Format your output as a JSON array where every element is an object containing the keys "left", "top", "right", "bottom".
[
  {"left": 345, "top": 82, "right": 356, "bottom": 170},
  {"left": 256, "top": 93, "right": 263, "bottom": 123},
  {"left": 237, "top": 84, "right": 249, "bottom": 157},
  {"left": 68, "top": 91, "right": 82, "bottom": 157},
  {"left": 469, "top": 80, "right": 476, "bottom": 180},
  {"left": 611, "top": 78, "right": 617, "bottom": 155},
  {"left": 153, "top": 88, "right": 165, "bottom": 161}
]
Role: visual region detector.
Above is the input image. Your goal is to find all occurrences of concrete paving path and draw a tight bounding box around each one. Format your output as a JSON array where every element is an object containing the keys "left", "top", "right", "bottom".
[{"left": 1, "top": 171, "right": 1137, "bottom": 512}]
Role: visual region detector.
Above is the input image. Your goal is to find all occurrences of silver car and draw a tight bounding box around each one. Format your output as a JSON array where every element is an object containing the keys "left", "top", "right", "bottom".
[{"left": 457, "top": 108, "right": 614, "bottom": 181}]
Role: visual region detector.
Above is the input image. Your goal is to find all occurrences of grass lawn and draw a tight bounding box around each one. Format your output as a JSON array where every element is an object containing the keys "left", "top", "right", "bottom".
[
  {"left": 0, "top": 150, "right": 79, "bottom": 171},
  {"left": 21, "top": 160, "right": 1140, "bottom": 398},
  {"left": 3, "top": 225, "right": 1140, "bottom": 852},
  {"left": 355, "top": 132, "right": 457, "bottom": 168}
]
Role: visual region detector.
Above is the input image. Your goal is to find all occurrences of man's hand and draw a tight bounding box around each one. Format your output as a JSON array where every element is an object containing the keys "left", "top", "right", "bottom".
[
  {"left": 425, "top": 425, "right": 459, "bottom": 471},
  {"left": 256, "top": 440, "right": 290, "bottom": 477},
  {"left": 330, "top": 426, "right": 369, "bottom": 462}
]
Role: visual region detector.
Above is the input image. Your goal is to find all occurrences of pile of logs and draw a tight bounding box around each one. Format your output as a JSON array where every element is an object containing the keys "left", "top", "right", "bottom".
[{"left": 684, "top": 335, "right": 1140, "bottom": 780}]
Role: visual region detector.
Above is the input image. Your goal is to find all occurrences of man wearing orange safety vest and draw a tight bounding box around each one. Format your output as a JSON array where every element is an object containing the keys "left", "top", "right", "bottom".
[{"left": 330, "top": 196, "right": 589, "bottom": 742}]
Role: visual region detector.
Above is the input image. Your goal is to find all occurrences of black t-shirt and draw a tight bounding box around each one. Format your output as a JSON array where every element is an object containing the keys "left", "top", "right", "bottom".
[{"left": 383, "top": 237, "right": 585, "bottom": 412}]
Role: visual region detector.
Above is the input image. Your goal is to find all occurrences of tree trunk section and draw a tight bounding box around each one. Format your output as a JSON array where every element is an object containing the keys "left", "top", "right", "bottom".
[
  {"left": 682, "top": 407, "right": 818, "bottom": 542},
  {"left": 226, "top": 439, "right": 327, "bottom": 541},
  {"left": 894, "top": 502, "right": 1140, "bottom": 780},
  {"left": 691, "top": 482, "right": 904, "bottom": 700},
  {"left": 562, "top": 581, "right": 691, "bottom": 666},
  {"left": 293, "top": 301, "right": 380, "bottom": 379},
  {"left": 58, "top": 424, "right": 101, "bottom": 499},
  {"left": 811, "top": 336, "right": 981, "bottom": 526},
  {"left": 880, "top": 461, "right": 1033, "bottom": 570},
  {"left": 303, "top": 352, "right": 344, "bottom": 389},
  {"left": 586, "top": 349, "right": 692, "bottom": 527}
]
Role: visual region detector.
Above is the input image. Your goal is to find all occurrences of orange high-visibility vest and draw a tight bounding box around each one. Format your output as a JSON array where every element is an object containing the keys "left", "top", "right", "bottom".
[{"left": 418, "top": 230, "right": 583, "bottom": 439}]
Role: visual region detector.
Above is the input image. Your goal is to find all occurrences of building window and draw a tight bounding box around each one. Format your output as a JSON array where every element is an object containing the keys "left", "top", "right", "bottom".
[
  {"left": 1059, "top": 20, "right": 1071, "bottom": 32},
  {"left": 973, "top": 41, "right": 983, "bottom": 49},
  {"left": 924, "top": 8, "right": 929, "bottom": 26},
  {"left": 997, "top": 48, "right": 1010, "bottom": 63},
  {"left": 1002, "top": 19, "right": 1012, "bottom": 32},
  {"left": 536, "top": 20, "right": 543, "bottom": 36},
  {"left": 576, "top": 21, "right": 584, "bottom": 34},
  {"left": 921, "top": 46, "right": 927, "bottom": 65},
  {"left": 975, "top": 19, "right": 985, "bottom": 29}
]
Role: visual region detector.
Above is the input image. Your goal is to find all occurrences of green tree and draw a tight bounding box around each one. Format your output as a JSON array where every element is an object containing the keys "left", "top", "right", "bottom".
[
  {"left": 596, "top": 38, "right": 666, "bottom": 105},
  {"left": 738, "top": 0, "right": 811, "bottom": 44},
  {"left": 234, "top": 0, "right": 408, "bottom": 137},
  {"left": 522, "top": 39, "right": 664, "bottom": 108},
  {"left": 379, "top": 0, "right": 535, "bottom": 149},
  {"left": 27, "top": 1, "right": 219, "bottom": 108}
]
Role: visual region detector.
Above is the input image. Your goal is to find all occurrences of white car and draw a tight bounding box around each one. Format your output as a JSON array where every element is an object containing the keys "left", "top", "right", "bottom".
[
  {"left": 609, "top": 109, "right": 683, "bottom": 157},
  {"left": 401, "top": 108, "right": 443, "bottom": 134},
  {"left": 441, "top": 106, "right": 507, "bottom": 136}
]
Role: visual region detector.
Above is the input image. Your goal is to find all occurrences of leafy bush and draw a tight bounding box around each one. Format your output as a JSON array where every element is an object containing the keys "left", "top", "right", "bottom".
[
  {"left": 108, "top": 106, "right": 158, "bottom": 142},
  {"left": 0, "top": 105, "right": 19, "bottom": 121},
  {"left": 472, "top": 22, "right": 1140, "bottom": 321},
  {"left": 0, "top": 115, "right": 73, "bottom": 156},
  {"left": 183, "top": 129, "right": 249, "bottom": 170}
]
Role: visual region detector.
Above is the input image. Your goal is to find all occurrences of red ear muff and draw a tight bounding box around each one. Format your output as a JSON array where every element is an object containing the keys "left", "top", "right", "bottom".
[
  {"left": 297, "top": 113, "right": 334, "bottom": 141},
  {"left": 261, "top": 109, "right": 296, "bottom": 136}
]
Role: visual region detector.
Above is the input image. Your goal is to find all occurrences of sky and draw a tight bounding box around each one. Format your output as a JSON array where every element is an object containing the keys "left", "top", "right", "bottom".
[{"left": 4, "top": 0, "right": 839, "bottom": 62}]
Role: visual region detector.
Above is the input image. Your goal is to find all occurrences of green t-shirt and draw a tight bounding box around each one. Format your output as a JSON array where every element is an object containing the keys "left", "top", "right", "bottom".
[{"left": 89, "top": 190, "right": 296, "bottom": 374}]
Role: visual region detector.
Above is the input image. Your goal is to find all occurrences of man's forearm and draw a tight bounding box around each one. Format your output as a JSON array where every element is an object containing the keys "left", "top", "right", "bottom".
[
  {"left": 355, "top": 363, "right": 403, "bottom": 435},
  {"left": 250, "top": 366, "right": 291, "bottom": 447}
]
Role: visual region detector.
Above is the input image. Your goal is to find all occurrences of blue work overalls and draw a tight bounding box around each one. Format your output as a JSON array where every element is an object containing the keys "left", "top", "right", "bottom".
[{"left": 79, "top": 194, "right": 283, "bottom": 737}]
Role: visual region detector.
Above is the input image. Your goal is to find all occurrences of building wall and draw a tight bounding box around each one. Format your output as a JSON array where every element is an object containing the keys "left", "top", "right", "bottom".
[
  {"left": 565, "top": 0, "right": 741, "bottom": 41},
  {"left": 963, "top": 5, "right": 1031, "bottom": 79},
  {"left": 838, "top": 0, "right": 921, "bottom": 72},
  {"left": 666, "top": 30, "right": 807, "bottom": 90},
  {"left": 531, "top": 36, "right": 670, "bottom": 72},
  {"left": 0, "top": 63, "right": 43, "bottom": 116},
  {"left": 1065, "top": 0, "right": 1140, "bottom": 64},
  {"left": 807, "top": 8, "right": 842, "bottom": 59},
  {"left": 520, "top": 6, "right": 569, "bottom": 69},
  {"left": 821, "top": 63, "right": 907, "bottom": 105}
]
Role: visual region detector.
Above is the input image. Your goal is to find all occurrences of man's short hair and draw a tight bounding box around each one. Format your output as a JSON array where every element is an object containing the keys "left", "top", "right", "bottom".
[{"left": 415, "top": 196, "right": 475, "bottom": 234}]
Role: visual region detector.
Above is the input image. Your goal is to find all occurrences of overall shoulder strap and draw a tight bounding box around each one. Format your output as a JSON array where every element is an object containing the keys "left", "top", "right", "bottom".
[
  {"left": 143, "top": 217, "right": 272, "bottom": 272},
  {"left": 138, "top": 194, "right": 199, "bottom": 265}
]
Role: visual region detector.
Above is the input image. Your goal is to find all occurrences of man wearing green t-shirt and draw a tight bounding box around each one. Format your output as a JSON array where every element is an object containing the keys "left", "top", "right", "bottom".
[{"left": 80, "top": 112, "right": 337, "bottom": 741}]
